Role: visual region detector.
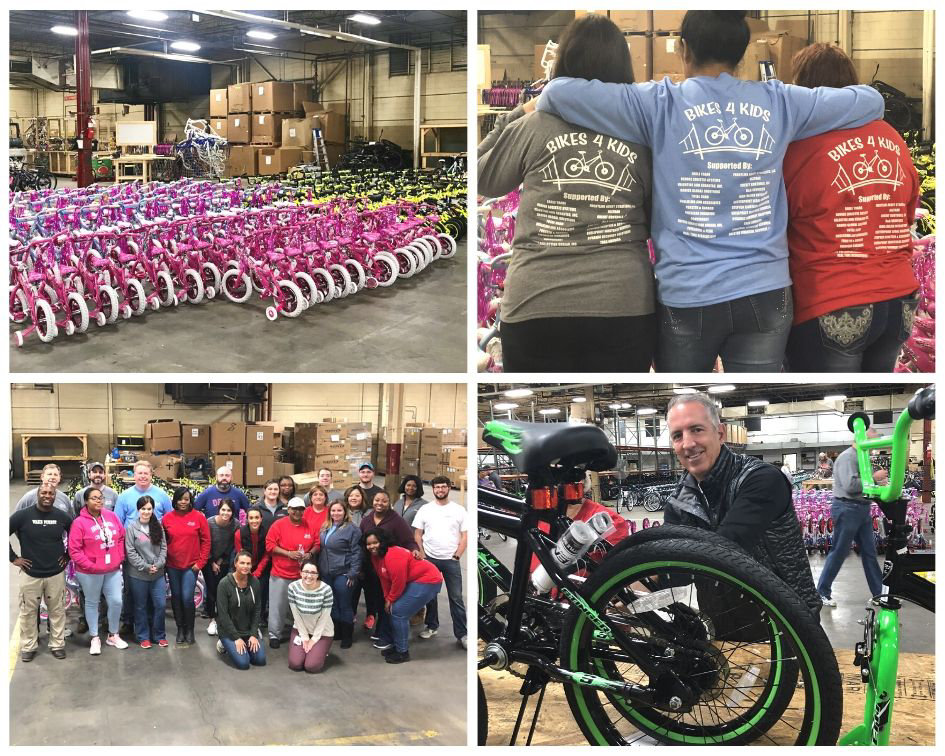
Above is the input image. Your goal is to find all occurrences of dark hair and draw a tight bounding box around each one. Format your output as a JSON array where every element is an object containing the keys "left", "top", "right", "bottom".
[
  {"left": 552, "top": 14, "right": 634, "bottom": 84},
  {"left": 136, "top": 495, "right": 164, "bottom": 547},
  {"left": 371, "top": 489, "right": 390, "bottom": 506},
  {"left": 172, "top": 486, "right": 193, "bottom": 511},
  {"left": 680, "top": 10, "right": 750, "bottom": 68},
  {"left": 234, "top": 549, "right": 253, "bottom": 563},
  {"left": 430, "top": 475, "right": 451, "bottom": 488},
  {"left": 791, "top": 43, "right": 859, "bottom": 88},
  {"left": 218, "top": 499, "right": 235, "bottom": 516},
  {"left": 263, "top": 478, "right": 280, "bottom": 490},
  {"left": 397, "top": 475, "right": 424, "bottom": 497},
  {"left": 278, "top": 476, "right": 296, "bottom": 496},
  {"left": 246, "top": 506, "right": 264, "bottom": 524},
  {"left": 363, "top": 527, "right": 391, "bottom": 556},
  {"left": 343, "top": 485, "right": 366, "bottom": 510},
  {"left": 82, "top": 486, "right": 99, "bottom": 503}
]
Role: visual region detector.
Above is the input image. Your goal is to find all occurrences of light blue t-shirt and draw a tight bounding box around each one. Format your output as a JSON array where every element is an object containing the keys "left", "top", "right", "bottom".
[
  {"left": 538, "top": 74, "right": 884, "bottom": 307},
  {"left": 114, "top": 485, "right": 173, "bottom": 526}
]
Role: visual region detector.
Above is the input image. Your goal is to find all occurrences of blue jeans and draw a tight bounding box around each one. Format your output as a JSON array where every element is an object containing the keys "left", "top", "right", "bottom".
[
  {"left": 655, "top": 286, "right": 792, "bottom": 372},
  {"left": 425, "top": 557, "right": 466, "bottom": 639},
  {"left": 76, "top": 570, "right": 123, "bottom": 637},
  {"left": 786, "top": 292, "right": 920, "bottom": 373},
  {"left": 220, "top": 635, "right": 267, "bottom": 670},
  {"left": 816, "top": 498, "right": 885, "bottom": 600},
  {"left": 166, "top": 566, "right": 198, "bottom": 607},
  {"left": 326, "top": 573, "right": 354, "bottom": 624},
  {"left": 129, "top": 575, "right": 167, "bottom": 642},
  {"left": 378, "top": 581, "right": 442, "bottom": 652}
]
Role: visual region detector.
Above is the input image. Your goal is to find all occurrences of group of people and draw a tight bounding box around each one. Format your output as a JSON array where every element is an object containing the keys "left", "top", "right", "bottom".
[
  {"left": 11, "top": 459, "right": 468, "bottom": 671},
  {"left": 480, "top": 11, "right": 921, "bottom": 373}
]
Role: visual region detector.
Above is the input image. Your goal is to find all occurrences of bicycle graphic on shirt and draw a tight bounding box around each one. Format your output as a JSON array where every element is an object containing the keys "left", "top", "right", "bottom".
[
  {"left": 832, "top": 150, "right": 905, "bottom": 194},
  {"left": 680, "top": 118, "right": 775, "bottom": 159},
  {"left": 563, "top": 150, "right": 616, "bottom": 182},
  {"left": 539, "top": 151, "right": 637, "bottom": 195}
]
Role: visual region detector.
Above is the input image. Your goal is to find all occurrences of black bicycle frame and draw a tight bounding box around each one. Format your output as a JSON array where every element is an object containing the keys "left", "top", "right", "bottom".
[{"left": 876, "top": 496, "right": 935, "bottom": 612}]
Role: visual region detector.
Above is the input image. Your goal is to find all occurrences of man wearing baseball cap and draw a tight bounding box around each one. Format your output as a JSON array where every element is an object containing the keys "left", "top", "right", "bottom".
[
  {"left": 357, "top": 463, "right": 384, "bottom": 510},
  {"left": 72, "top": 462, "right": 119, "bottom": 516}
]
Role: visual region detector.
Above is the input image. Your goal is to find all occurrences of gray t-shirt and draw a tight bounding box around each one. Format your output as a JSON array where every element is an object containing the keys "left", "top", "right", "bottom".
[
  {"left": 15, "top": 488, "right": 74, "bottom": 516},
  {"left": 479, "top": 105, "right": 654, "bottom": 322},
  {"left": 832, "top": 446, "right": 869, "bottom": 502},
  {"left": 73, "top": 485, "right": 119, "bottom": 515}
]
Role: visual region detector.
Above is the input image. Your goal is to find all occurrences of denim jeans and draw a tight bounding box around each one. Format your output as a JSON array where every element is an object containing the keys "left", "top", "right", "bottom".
[
  {"left": 166, "top": 566, "right": 198, "bottom": 608},
  {"left": 655, "top": 286, "right": 792, "bottom": 372},
  {"left": 129, "top": 575, "right": 167, "bottom": 642},
  {"left": 424, "top": 557, "right": 466, "bottom": 639},
  {"left": 220, "top": 635, "right": 267, "bottom": 670},
  {"left": 325, "top": 573, "right": 354, "bottom": 624},
  {"left": 76, "top": 569, "right": 123, "bottom": 637},
  {"left": 786, "top": 292, "right": 919, "bottom": 373},
  {"left": 816, "top": 498, "right": 885, "bottom": 600},
  {"left": 378, "top": 581, "right": 442, "bottom": 652}
]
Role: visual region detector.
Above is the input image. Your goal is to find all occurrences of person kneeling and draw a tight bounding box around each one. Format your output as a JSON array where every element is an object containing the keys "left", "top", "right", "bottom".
[
  {"left": 287, "top": 560, "right": 334, "bottom": 673},
  {"left": 216, "top": 551, "right": 266, "bottom": 670}
]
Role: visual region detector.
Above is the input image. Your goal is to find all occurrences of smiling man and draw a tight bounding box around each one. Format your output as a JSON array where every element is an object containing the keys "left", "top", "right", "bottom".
[{"left": 664, "top": 392, "right": 821, "bottom": 618}]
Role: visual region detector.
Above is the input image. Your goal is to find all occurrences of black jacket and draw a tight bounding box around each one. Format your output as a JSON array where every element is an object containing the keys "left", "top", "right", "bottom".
[{"left": 665, "top": 445, "right": 821, "bottom": 619}]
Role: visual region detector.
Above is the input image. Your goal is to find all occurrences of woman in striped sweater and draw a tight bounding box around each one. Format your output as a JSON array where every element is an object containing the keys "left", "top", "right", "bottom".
[{"left": 286, "top": 559, "right": 334, "bottom": 673}]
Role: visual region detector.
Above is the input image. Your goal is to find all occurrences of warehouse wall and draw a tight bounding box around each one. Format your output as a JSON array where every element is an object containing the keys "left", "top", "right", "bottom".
[
  {"left": 478, "top": 11, "right": 574, "bottom": 82},
  {"left": 10, "top": 384, "right": 466, "bottom": 476}
]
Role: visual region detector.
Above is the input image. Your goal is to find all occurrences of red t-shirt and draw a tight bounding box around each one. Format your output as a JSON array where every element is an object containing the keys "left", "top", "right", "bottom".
[
  {"left": 372, "top": 546, "right": 442, "bottom": 603},
  {"left": 303, "top": 506, "right": 328, "bottom": 535},
  {"left": 529, "top": 499, "right": 629, "bottom": 573},
  {"left": 783, "top": 120, "right": 919, "bottom": 324},
  {"left": 265, "top": 517, "right": 318, "bottom": 580},
  {"left": 162, "top": 509, "right": 211, "bottom": 570}
]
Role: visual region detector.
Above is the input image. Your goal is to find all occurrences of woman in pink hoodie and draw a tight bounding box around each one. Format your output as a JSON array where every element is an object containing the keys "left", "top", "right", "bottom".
[{"left": 68, "top": 486, "right": 127, "bottom": 655}]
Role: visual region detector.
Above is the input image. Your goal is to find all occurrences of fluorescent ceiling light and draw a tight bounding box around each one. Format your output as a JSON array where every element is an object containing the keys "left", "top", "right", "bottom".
[
  {"left": 747, "top": 400, "right": 769, "bottom": 407},
  {"left": 608, "top": 403, "right": 622, "bottom": 410},
  {"left": 673, "top": 387, "right": 698, "bottom": 394},
  {"left": 571, "top": 397, "right": 587, "bottom": 403},
  {"left": 493, "top": 402, "right": 518, "bottom": 411},
  {"left": 349, "top": 13, "right": 381, "bottom": 25},
  {"left": 246, "top": 29, "right": 276, "bottom": 40},
  {"left": 127, "top": 10, "right": 168, "bottom": 22},
  {"left": 636, "top": 407, "right": 658, "bottom": 415},
  {"left": 618, "top": 402, "right": 631, "bottom": 409},
  {"left": 539, "top": 408, "right": 561, "bottom": 415},
  {"left": 707, "top": 384, "right": 736, "bottom": 394},
  {"left": 824, "top": 394, "right": 847, "bottom": 402},
  {"left": 51, "top": 25, "right": 78, "bottom": 36},
  {"left": 504, "top": 388, "right": 533, "bottom": 399},
  {"left": 170, "top": 41, "right": 200, "bottom": 52}
]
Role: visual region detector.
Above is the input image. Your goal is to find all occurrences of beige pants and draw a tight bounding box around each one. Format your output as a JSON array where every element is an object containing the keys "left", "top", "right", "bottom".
[{"left": 18, "top": 572, "right": 67, "bottom": 652}]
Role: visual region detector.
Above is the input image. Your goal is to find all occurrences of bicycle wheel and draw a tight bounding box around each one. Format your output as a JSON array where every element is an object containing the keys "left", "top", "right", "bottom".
[
  {"left": 642, "top": 491, "right": 663, "bottom": 512},
  {"left": 221, "top": 268, "right": 253, "bottom": 303},
  {"left": 478, "top": 675, "right": 489, "bottom": 746},
  {"left": 560, "top": 538, "right": 841, "bottom": 746}
]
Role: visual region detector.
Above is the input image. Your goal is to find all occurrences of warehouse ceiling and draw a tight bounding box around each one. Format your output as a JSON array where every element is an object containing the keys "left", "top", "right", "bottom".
[
  {"left": 9, "top": 10, "right": 466, "bottom": 59},
  {"left": 477, "top": 383, "right": 926, "bottom": 418}
]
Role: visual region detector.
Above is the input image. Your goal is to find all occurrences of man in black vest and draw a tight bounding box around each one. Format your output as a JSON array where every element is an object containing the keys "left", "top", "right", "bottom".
[{"left": 664, "top": 392, "right": 821, "bottom": 618}]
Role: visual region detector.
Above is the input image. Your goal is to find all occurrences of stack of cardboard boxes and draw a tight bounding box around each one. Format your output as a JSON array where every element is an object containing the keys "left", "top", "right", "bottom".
[
  {"left": 209, "top": 421, "right": 283, "bottom": 486},
  {"left": 420, "top": 427, "right": 468, "bottom": 484},
  {"left": 724, "top": 424, "right": 748, "bottom": 445},
  {"left": 218, "top": 80, "right": 347, "bottom": 177},
  {"left": 565, "top": 11, "right": 806, "bottom": 84},
  {"left": 399, "top": 425, "right": 424, "bottom": 478},
  {"left": 143, "top": 419, "right": 185, "bottom": 479},
  {"left": 292, "top": 421, "right": 374, "bottom": 493}
]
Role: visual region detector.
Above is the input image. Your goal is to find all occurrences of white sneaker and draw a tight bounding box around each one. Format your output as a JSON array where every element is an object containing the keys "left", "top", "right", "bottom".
[
  {"left": 459, "top": 635, "right": 467, "bottom": 649},
  {"left": 63, "top": 627, "right": 73, "bottom": 638},
  {"left": 216, "top": 640, "right": 225, "bottom": 654},
  {"left": 821, "top": 595, "right": 837, "bottom": 607},
  {"left": 90, "top": 636, "right": 102, "bottom": 655},
  {"left": 207, "top": 620, "right": 217, "bottom": 636},
  {"left": 106, "top": 634, "right": 128, "bottom": 649},
  {"left": 419, "top": 627, "right": 438, "bottom": 640}
]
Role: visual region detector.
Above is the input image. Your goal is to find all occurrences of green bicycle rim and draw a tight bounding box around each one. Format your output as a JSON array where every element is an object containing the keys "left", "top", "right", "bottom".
[{"left": 567, "top": 559, "right": 822, "bottom": 745}]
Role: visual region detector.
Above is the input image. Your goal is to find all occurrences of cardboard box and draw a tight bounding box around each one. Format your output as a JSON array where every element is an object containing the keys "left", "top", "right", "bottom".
[
  {"left": 227, "top": 83, "right": 253, "bottom": 113},
  {"left": 316, "top": 439, "right": 349, "bottom": 456},
  {"left": 210, "top": 88, "right": 228, "bottom": 117},
  {"left": 253, "top": 81, "right": 294, "bottom": 112},
  {"left": 226, "top": 145, "right": 257, "bottom": 177},
  {"left": 652, "top": 71, "right": 685, "bottom": 84},
  {"left": 652, "top": 35, "right": 683, "bottom": 75},
  {"left": 181, "top": 424, "right": 210, "bottom": 454},
  {"left": 282, "top": 118, "right": 313, "bottom": 148},
  {"left": 273, "top": 461, "right": 296, "bottom": 478},
  {"left": 214, "top": 454, "right": 244, "bottom": 486},
  {"left": 257, "top": 147, "right": 302, "bottom": 175},
  {"left": 610, "top": 11, "right": 651, "bottom": 32},
  {"left": 246, "top": 455, "right": 275, "bottom": 486},
  {"left": 251, "top": 113, "right": 283, "bottom": 144},
  {"left": 210, "top": 117, "right": 227, "bottom": 139},
  {"left": 227, "top": 114, "right": 250, "bottom": 143},
  {"left": 292, "top": 82, "right": 312, "bottom": 112},
  {"left": 245, "top": 423, "right": 275, "bottom": 456},
  {"left": 143, "top": 453, "right": 181, "bottom": 480},
  {"left": 401, "top": 459, "right": 419, "bottom": 476},
  {"left": 211, "top": 422, "right": 246, "bottom": 454},
  {"left": 627, "top": 35, "right": 651, "bottom": 81},
  {"left": 421, "top": 427, "right": 467, "bottom": 447},
  {"left": 302, "top": 102, "right": 345, "bottom": 144},
  {"left": 736, "top": 33, "right": 808, "bottom": 82},
  {"left": 651, "top": 10, "right": 686, "bottom": 32},
  {"left": 145, "top": 420, "right": 181, "bottom": 453}
]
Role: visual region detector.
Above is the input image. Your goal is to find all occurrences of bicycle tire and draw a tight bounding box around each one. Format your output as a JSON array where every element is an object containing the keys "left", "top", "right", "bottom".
[
  {"left": 309, "top": 267, "right": 336, "bottom": 302},
  {"left": 344, "top": 259, "right": 367, "bottom": 291},
  {"left": 182, "top": 269, "right": 205, "bottom": 304},
  {"left": 560, "top": 538, "right": 842, "bottom": 746},
  {"left": 221, "top": 269, "right": 253, "bottom": 303},
  {"left": 66, "top": 291, "right": 90, "bottom": 332},
  {"left": 328, "top": 264, "right": 354, "bottom": 297},
  {"left": 478, "top": 675, "right": 489, "bottom": 746},
  {"left": 33, "top": 298, "right": 58, "bottom": 343},
  {"left": 276, "top": 279, "right": 306, "bottom": 318},
  {"left": 642, "top": 491, "right": 663, "bottom": 512},
  {"left": 372, "top": 252, "right": 399, "bottom": 287},
  {"left": 124, "top": 279, "right": 147, "bottom": 317},
  {"left": 98, "top": 285, "right": 120, "bottom": 324},
  {"left": 156, "top": 270, "right": 176, "bottom": 308}
]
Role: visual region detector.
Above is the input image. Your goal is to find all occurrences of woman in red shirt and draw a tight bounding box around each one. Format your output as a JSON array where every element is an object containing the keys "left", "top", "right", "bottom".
[
  {"left": 783, "top": 44, "right": 920, "bottom": 372},
  {"left": 365, "top": 529, "right": 442, "bottom": 664},
  {"left": 162, "top": 486, "right": 211, "bottom": 646}
]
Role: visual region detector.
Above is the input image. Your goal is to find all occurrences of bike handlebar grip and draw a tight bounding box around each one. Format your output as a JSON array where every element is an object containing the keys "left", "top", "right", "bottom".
[
  {"left": 907, "top": 386, "right": 935, "bottom": 421},
  {"left": 847, "top": 411, "right": 871, "bottom": 434}
]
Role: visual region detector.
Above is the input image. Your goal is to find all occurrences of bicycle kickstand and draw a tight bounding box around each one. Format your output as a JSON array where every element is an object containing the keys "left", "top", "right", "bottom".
[{"left": 509, "top": 667, "right": 549, "bottom": 746}]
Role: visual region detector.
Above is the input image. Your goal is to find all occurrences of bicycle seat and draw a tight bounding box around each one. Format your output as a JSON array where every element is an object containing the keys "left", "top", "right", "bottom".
[{"left": 483, "top": 420, "right": 616, "bottom": 475}]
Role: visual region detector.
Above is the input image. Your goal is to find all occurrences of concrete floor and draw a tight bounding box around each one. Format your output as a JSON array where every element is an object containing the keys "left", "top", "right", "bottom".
[
  {"left": 9, "top": 479, "right": 468, "bottom": 746},
  {"left": 10, "top": 240, "right": 467, "bottom": 373}
]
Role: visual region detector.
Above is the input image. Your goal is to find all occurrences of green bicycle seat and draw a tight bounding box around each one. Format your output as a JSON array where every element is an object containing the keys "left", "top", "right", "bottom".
[{"left": 483, "top": 420, "right": 617, "bottom": 475}]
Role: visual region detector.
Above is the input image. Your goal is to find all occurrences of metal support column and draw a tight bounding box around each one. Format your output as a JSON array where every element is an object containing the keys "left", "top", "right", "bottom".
[
  {"left": 837, "top": 10, "right": 853, "bottom": 54},
  {"left": 384, "top": 383, "right": 407, "bottom": 498},
  {"left": 74, "top": 10, "right": 93, "bottom": 187},
  {"left": 921, "top": 10, "right": 934, "bottom": 139},
  {"left": 413, "top": 48, "right": 422, "bottom": 168}
]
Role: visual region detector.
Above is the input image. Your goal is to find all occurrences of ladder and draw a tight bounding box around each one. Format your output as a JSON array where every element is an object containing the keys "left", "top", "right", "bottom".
[{"left": 312, "top": 127, "right": 331, "bottom": 172}]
